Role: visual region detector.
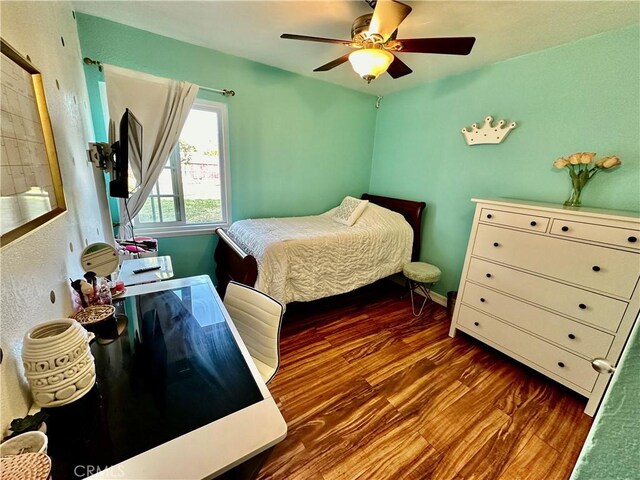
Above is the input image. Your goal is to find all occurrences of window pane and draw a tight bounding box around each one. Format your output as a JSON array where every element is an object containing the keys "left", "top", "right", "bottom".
[
  {"left": 179, "top": 108, "right": 223, "bottom": 224},
  {"left": 137, "top": 196, "right": 157, "bottom": 223},
  {"left": 159, "top": 197, "right": 177, "bottom": 222}
]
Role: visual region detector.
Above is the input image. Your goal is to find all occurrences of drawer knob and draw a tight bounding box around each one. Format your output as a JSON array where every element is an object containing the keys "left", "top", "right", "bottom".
[
  {"left": 474, "top": 322, "right": 480, "bottom": 326},
  {"left": 486, "top": 273, "right": 492, "bottom": 278},
  {"left": 568, "top": 333, "right": 576, "bottom": 340},
  {"left": 629, "top": 236, "right": 638, "bottom": 243},
  {"left": 493, "top": 242, "right": 500, "bottom": 247},
  {"left": 530, "top": 221, "right": 537, "bottom": 227},
  {"left": 592, "top": 358, "right": 616, "bottom": 375},
  {"left": 480, "top": 298, "right": 486, "bottom": 303},
  {"left": 579, "top": 303, "right": 587, "bottom": 310},
  {"left": 561, "top": 226, "right": 569, "bottom": 232},
  {"left": 592, "top": 265, "right": 601, "bottom": 272},
  {"left": 557, "top": 362, "right": 565, "bottom": 368},
  {"left": 487, "top": 214, "right": 493, "bottom": 219}
]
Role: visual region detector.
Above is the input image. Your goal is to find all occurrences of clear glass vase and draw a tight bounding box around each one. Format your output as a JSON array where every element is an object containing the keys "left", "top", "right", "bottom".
[
  {"left": 564, "top": 184, "right": 584, "bottom": 207},
  {"left": 564, "top": 169, "right": 591, "bottom": 207}
]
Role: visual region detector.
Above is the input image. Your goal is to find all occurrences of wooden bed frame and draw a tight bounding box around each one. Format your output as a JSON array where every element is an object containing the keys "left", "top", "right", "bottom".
[{"left": 214, "top": 193, "right": 426, "bottom": 296}]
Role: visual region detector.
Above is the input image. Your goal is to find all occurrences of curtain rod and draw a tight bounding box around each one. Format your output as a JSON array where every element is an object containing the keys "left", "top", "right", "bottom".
[{"left": 82, "top": 57, "right": 236, "bottom": 97}]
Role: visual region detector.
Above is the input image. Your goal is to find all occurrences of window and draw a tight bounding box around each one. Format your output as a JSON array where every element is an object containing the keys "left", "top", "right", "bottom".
[{"left": 134, "top": 99, "right": 230, "bottom": 236}]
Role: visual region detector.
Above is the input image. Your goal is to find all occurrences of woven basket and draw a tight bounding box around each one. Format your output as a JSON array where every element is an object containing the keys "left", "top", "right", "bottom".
[
  {"left": 74, "top": 304, "right": 115, "bottom": 325},
  {"left": 0, "top": 452, "right": 51, "bottom": 480}
]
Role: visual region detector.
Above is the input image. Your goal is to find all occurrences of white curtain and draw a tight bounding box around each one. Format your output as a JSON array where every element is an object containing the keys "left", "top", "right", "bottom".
[{"left": 104, "top": 65, "right": 199, "bottom": 239}]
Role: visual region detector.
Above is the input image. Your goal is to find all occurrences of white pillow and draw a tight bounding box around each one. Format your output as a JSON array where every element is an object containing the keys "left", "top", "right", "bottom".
[{"left": 331, "top": 196, "right": 369, "bottom": 226}]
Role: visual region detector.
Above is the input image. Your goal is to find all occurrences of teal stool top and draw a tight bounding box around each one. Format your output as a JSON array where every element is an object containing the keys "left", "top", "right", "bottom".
[{"left": 403, "top": 262, "right": 442, "bottom": 284}]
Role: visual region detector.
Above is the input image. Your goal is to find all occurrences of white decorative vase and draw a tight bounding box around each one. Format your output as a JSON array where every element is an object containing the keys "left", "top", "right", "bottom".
[
  {"left": 0, "top": 431, "right": 48, "bottom": 455},
  {"left": 22, "top": 319, "right": 96, "bottom": 407}
]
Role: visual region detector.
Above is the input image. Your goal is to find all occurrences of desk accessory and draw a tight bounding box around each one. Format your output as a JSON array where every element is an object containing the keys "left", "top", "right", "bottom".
[
  {"left": 3, "top": 412, "right": 48, "bottom": 440},
  {"left": 0, "top": 431, "right": 48, "bottom": 455},
  {"left": 133, "top": 265, "right": 161, "bottom": 274},
  {"left": 79, "top": 242, "right": 119, "bottom": 277},
  {"left": 0, "top": 452, "right": 51, "bottom": 480},
  {"left": 22, "top": 319, "right": 96, "bottom": 407},
  {"left": 74, "top": 305, "right": 115, "bottom": 328},
  {"left": 71, "top": 242, "right": 119, "bottom": 311},
  {"left": 111, "top": 288, "right": 126, "bottom": 299},
  {"left": 110, "top": 280, "right": 125, "bottom": 297}
]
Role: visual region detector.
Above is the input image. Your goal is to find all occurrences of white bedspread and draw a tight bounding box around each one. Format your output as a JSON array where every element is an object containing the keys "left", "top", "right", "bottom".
[{"left": 227, "top": 203, "right": 413, "bottom": 304}]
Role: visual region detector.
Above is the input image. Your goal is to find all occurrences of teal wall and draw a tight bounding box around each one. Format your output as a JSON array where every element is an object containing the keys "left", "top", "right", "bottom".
[
  {"left": 76, "top": 13, "right": 377, "bottom": 281},
  {"left": 158, "top": 234, "right": 217, "bottom": 281},
  {"left": 369, "top": 25, "right": 640, "bottom": 296}
]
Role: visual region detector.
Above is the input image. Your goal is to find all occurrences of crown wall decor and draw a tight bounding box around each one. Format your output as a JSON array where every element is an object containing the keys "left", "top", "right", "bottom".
[{"left": 461, "top": 116, "right": 517, "bottom": 145}]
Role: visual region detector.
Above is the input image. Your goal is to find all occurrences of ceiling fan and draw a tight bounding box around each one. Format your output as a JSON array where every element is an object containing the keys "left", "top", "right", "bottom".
[{"left": 281, "top": 0, "right": 476, "bottom": 84}]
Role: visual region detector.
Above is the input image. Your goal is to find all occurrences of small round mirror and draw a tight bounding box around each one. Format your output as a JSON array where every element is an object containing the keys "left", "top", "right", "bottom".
[{"left": 80, "top": 242, "right": 119, "bottom": 277}]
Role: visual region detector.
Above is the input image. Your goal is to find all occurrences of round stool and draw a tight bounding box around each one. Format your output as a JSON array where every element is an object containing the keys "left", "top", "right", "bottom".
[{"left": 403, "top": 262, "right": 441, "bottom": 316}]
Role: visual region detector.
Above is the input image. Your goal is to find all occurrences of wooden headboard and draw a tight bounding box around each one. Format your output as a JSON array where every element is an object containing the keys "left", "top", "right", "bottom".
[{"left": 361, "top": 193, "right": 426, "bottom": 261}]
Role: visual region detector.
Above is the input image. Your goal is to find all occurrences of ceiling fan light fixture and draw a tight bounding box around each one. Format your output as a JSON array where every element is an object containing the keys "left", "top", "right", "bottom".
[{"left": 348, "top": 48, "right": 394, "bottom": 83}]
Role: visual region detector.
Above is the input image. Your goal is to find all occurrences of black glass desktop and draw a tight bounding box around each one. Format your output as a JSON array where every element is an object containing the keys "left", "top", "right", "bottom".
[{"left": 43, "top": 278, "right": 274, "bottom": 479}]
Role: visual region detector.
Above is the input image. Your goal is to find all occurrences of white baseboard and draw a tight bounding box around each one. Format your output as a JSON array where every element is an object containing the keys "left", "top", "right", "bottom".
[
  {"left": 426, "top": 290, "right": 447, "bottom": 307},
  {"left": 389, "top": 274, "right": 448, "bottom": 307}
]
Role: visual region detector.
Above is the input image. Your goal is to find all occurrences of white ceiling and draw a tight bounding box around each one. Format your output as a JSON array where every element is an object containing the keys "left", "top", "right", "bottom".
[{"left": 73, "top": 1, "right": 640, "bottom": 95}]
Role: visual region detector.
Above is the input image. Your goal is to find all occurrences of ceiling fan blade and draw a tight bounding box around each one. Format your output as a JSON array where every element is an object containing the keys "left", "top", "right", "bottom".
[
  {"left": 281, "top": 33, "right": 353, "bottom": 46},
  {"left": 369, "top": 0, "right": 412, "bottom": 42},
  {"left": 397, "top": 37, "right": 476, "bottom": 55},
  {"left": 314, "top": 54, "right": 351, "bottom": 72},
  {"left": 386, "top": 54, "right": 412, "bottom": 79}
]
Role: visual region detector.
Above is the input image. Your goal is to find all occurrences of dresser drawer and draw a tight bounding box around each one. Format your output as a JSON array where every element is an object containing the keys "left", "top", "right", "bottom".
[
  {"left": 467, "top": 257, "right": 628, "bottom": 331},
  {"left": 473, "top": 224, "right": 640, "bottom": 298},
  {"left": 480, "top": 208, "right": 549, "bottom": 233},
  {"left": 461, "top": 282, "right": 614, "bottom": 358},
  {"left": 550, "top": 219, "right": 640, "bottom": 250},
  {"left": 457, "top": 305, "right": 599, "bottom": 392}
]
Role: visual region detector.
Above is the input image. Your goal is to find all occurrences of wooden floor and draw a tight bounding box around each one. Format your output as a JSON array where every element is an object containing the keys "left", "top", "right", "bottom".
[{"left": 258, "top": 281, "right": 593, "bottom": 480}]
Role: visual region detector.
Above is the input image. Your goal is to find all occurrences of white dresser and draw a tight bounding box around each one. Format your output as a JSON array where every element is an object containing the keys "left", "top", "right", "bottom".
[{"left": 450, "top": 198, "right": 640, "bottom": 416}]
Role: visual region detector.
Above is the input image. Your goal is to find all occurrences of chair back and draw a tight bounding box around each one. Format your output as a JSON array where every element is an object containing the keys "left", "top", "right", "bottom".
[{"left": 223, "top": 281, "right": 284, "bottom": 384}]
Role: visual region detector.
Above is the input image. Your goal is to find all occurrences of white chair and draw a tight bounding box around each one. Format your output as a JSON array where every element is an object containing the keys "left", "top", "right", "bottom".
[{"left": 223, "top": 281, "right": 285, "bottom": 384}]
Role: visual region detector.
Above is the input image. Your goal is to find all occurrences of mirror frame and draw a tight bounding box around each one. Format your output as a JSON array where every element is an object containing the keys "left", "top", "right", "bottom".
[{"left": 0, "top": 38, "right": 66, "bottom": 247}]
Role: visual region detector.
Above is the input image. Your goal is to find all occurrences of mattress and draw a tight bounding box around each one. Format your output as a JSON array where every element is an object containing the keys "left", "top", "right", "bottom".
[{"left": 227, "top": 203, "right": 413, "bottom": 304}]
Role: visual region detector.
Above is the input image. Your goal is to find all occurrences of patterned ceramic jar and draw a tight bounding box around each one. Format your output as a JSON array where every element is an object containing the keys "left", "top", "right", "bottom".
[{"left": 22, "top": 319, "right": 96, "bottom": 407}]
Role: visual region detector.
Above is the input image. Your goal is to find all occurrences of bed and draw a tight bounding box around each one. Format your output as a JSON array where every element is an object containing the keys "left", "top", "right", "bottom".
[{"left": 214, "top": 193, "right": 426, "bottom": 304}]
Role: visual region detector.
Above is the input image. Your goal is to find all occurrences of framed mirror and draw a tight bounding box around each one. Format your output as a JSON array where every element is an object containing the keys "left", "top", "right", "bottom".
[{"left": 0, "top": 38, "right": 66, "bottom": 247}]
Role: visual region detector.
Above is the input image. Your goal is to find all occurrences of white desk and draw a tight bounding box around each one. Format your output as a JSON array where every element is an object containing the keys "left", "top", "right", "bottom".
[
  {"left": 44, "top": 276, "right": 287, "bottom": 479},
  {"left": 118, "top": 255, "right": 174, "bottom": 287}
]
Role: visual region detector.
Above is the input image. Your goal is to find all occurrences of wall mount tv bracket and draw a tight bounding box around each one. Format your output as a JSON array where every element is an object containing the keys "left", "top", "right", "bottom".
[{"left": 87, "top": 142, "right": 112, "bottom": 170}]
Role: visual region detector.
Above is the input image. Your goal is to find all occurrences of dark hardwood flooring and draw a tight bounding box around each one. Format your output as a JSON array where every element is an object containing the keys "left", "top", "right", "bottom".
[{"left": 258, "top": 281, "right": 593, "bottom": 480}]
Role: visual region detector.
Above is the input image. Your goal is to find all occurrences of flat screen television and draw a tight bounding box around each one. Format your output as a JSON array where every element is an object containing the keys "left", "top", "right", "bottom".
[{"left": 109, "top": 108, "right": 142, "bottom": 199}]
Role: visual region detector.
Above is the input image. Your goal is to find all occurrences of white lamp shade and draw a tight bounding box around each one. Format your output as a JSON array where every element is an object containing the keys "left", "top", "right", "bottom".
[{"left": 348, "top": 48, "right": 394, "bottom": 81}]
